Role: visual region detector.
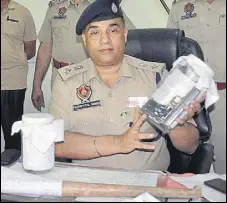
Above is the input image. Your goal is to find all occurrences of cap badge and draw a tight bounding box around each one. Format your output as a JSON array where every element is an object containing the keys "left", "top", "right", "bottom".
[{"left": 111, "top": 3, "right": 118, "bottom": 13}]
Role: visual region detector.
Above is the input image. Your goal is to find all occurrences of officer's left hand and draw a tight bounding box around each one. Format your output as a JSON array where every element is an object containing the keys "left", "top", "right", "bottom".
[{"left": 176, "top": 92, "right": 206, "bottom": 125}]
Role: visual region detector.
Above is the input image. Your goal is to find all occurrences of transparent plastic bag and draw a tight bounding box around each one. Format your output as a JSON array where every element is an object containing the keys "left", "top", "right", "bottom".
[{"left": 142, "top": 63, "right": 204, "bottom": 134}]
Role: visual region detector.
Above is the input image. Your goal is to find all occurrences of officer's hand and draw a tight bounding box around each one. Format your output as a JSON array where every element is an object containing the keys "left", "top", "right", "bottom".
[
  {"left": 176, "top": 91, "right": 206, "bottom": 125},
  {"left": 118, "top": 107, "right": 155, "bottom": 154},
  {"left": 31, "top": 87, "right": 45, "bottom": 112}
]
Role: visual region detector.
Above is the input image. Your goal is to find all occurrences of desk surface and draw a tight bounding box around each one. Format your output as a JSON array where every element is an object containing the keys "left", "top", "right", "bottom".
[
  {"left": 1, "top": 194, "right": 210, "bottom": 202},
  {"left": 1, "top": 194, "right": 76, "bottom": 202},
  {"left": 2, "top": 162, "right": 225, "bottom": 202}
]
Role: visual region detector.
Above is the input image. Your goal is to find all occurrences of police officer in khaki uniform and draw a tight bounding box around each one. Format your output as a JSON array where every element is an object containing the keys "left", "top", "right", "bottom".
[
  {"left": 1, "top": 0, "right": 36, "bottom": 150},
  {"left": 32, "top": 0, "right": 135, "bottom": 112},
  {"left": 167, "top": 0, "right": 226, "bottom": 174},
  {"left": 49, "top": 0, "right": 204, "bottom": 170}
]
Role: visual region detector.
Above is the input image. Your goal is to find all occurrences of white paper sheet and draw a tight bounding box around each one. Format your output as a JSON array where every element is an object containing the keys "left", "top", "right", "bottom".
[
  {"left": 170, "top": 173, "right": 226, "bottom": 202},
  {"left": 1, "top": 166, "right": 62, "bottom": 197},
  {"left": 10, "top": 162, "right": 159, "bottom": 187}
]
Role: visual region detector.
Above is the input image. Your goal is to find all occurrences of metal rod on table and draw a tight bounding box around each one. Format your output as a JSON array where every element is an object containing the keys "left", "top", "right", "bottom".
[{"left": 62, "top": 181, "right": 202, "bottom": 199}]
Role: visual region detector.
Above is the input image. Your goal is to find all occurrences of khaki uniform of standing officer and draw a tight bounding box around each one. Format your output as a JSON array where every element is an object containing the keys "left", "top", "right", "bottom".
[
  {"left": 49, "top": 0, "right": 203, "bottom": 171},
  {"left": 167, "top": 0, "right": 226, "bottom": 174},
  {"left": 1, "top": 0, "right": 36, "bottom": 150},
  {"left": 32, "top": 0, "right": 135, "bottom": 111}
]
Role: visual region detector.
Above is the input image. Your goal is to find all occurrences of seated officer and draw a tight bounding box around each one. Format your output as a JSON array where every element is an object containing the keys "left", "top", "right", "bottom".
[{"left": 49, "top": 0, "right": 205, "bottom": 171}]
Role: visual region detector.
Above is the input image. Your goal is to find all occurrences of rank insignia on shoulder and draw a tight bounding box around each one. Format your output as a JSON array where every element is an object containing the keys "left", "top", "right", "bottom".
[
  {"left": 58, "top": 64, "right": 85, "bottom": 81},
  {"left": 53, "top": 7, "right": 67, "bottom": 19},
  {"left": 139, "top": 61, "right": 165, "bottom": 74},
  {"left": 181, "top": 3, "right": 197, "bottom": 20},
  {"left": 49, "top": 0, "right": 67, "bottom": 7},
  {"left": 64, "top": 67, "right": 72, "bottom": 75}
]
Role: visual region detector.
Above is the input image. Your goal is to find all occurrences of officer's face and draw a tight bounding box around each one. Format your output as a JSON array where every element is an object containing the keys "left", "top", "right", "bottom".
[{"left": 82, "top": 18, "right": 128, "bottom": 66}]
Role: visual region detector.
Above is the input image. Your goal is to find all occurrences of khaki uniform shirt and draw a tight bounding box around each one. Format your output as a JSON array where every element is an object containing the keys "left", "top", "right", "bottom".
[
  {"left": 1, "top": 0, "right": 37, "bottom": 90},
  {"left": 38, "top": 0, "right": 135, "bottom": 85},
  {"left": 167, "top": 0, "right": 226, "bottom": 82},
  {"left": 49, "top": 55, "right": 170, "bottom": 171}
]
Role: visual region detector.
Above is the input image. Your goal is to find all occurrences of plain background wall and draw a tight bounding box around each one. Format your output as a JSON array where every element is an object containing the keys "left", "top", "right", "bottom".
[{"left": 1, "top": 0, "right": 173, "bottom": 150}]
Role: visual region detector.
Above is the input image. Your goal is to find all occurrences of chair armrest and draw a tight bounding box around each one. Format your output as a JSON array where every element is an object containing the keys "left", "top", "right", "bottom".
[
  {"left": 193, "top": 102, "right": 212, "bottom": 142},
  {"left": 188, "top": 143, "right": 214, "bottom": 174},
  {"left": 180, "top": 37, "right": 204, "bottom": 61}
]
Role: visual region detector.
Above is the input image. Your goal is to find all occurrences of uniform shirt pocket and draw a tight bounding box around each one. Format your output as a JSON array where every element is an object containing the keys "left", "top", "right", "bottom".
[
  {"left": 119, "top": 107, "right": 135, "bottom": 132},
  {"left": 177, "top": 17, "right": 199, "bottom": 30},
  {"left": 51, "top": 18, "right": 70, "bottom": 42},
  {"left": 70, "top": 90, "right": 103, "bottom": 135},
  {"left": 177, "top": 18, "right": 206, "bottom": 43},
  {"left": 2, "top": 18, "right": 24, "bottom": 41}
]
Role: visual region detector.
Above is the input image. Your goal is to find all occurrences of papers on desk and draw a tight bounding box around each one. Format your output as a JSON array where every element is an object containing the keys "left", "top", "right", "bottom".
[
  {"left": 1, "top": 166, "right": 62, "bottom": 197},
  {"left": 170, "top": 173, "right": 226, "bottom": 202},
  {"left": 10, "top": 162, "right": 160, "bottom": 187},
  {"left": 2, "top": 162, "right": 160, "bottom": 200}
]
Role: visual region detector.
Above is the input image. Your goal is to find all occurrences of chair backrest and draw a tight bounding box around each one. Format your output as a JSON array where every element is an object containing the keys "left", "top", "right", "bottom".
[
  {"left": 125, "top": 28, "right": 213, "bottom": 173},
  {"left": 125, "top": 28, "right": 204, "bottom": 71}
]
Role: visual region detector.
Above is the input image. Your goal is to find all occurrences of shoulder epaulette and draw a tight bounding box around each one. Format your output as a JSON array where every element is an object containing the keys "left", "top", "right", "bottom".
[
  {"left": 173, "top": 0, "right": 192, "bottom": 5},
  {"left": 125, "top": 55, "right": 166, "bottom": 74},
  {"left": 48, "top": 0, "right": 68, "bottom": 7},
  {"left": 87, "top": 0, "right": 96, "bottom": 3},
  {"left": 173, "top": 0, "right": 181, "bottom": 4},
  {"left": 57, "top": 62, "right": 88, "bottom": 82}
]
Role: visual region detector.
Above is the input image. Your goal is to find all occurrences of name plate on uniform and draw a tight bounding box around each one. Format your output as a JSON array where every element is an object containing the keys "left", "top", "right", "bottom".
[
  {"left": 126, "top": 97, "right": 148, "bottom": 108},
  {"left": 73, "top": 100, "right": 101, "bottom": 111}
]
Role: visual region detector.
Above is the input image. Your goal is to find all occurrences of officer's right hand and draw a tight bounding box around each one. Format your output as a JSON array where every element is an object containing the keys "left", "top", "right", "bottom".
[
  {"left": 118, "top": 108, "right": 155, "bottom": 154},
  {"left": 31, "top": 87, "right": 45, "bottom": 112}
]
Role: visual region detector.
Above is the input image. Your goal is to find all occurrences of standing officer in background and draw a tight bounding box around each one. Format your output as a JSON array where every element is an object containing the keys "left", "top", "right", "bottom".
[
  {"left": 1, "top": 0, "right": 36, "bottom": 150},
  {"left": 167, "top": 0, "right": 226, "bottom": 174},
  {"left": 48, "top": 0, "right": 205, "bottom": 171},
  {"left": 32, "top": 0, "right": 135, "bottom": 111}
]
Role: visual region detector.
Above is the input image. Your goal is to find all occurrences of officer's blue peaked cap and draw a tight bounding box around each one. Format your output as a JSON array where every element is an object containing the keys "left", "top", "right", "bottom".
[{"left": 76, "top": 0, "right": 124, "bottom": 35}]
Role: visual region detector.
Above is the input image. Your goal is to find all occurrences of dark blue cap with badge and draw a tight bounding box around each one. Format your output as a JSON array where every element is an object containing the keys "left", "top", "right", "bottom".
[{"left": 76, "top": 0, "right": 124, "bottom": 35}]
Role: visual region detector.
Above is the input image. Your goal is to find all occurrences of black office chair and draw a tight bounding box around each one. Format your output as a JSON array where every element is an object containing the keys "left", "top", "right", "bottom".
[{"left": 125, "top": 28, "right": 214, "bottom": 174}]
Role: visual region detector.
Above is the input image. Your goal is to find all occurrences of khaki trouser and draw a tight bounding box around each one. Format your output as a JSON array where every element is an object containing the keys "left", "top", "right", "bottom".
[{"left": 51, "top": 65, "right": 58, "bottom": 89}]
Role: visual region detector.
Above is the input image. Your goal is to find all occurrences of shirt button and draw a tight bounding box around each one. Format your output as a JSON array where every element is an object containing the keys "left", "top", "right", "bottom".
[
  {"left": 84, "top": 122, "right": 88, "bottom": 125},
  {"left": 109, "top": 118, "right": 113, "bottom": 123},
  {"left": 108, "top": 91, "right": 113, "bottom": 97}
]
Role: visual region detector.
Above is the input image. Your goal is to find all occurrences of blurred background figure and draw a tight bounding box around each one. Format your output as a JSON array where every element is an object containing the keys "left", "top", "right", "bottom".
[
  {"left": 1, "top": 0, "right": 36, "bottom": 151},
  {"left": 167, "top": 0, "right": 226, "bottom": 174}
]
